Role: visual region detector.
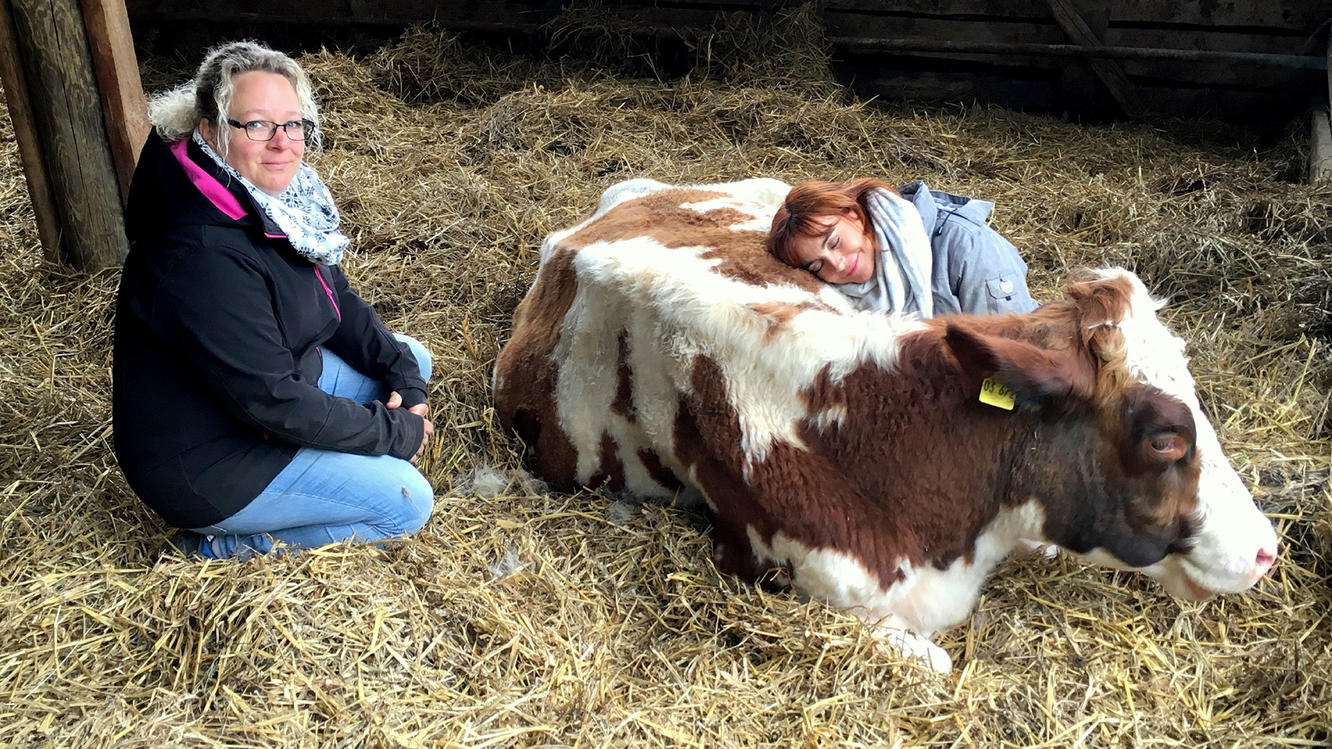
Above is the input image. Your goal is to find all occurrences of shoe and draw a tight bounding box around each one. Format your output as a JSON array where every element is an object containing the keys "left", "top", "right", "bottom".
[{"left": 169, "top": 530, "right": 217, "bottom": 559}]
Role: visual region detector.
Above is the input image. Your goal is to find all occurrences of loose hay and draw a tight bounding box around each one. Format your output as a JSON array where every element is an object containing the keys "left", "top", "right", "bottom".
[{"left": 1, "top": 15, "right": 1330, "bottom": 747}]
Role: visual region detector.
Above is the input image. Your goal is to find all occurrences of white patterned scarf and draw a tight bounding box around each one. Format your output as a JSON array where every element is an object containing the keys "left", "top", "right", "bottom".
[
  {"left": 835, "top": 187, "right": 934, "bottom": 318},
  {"left": 193, "top": 129, "right": 349, "bottom": 265}
]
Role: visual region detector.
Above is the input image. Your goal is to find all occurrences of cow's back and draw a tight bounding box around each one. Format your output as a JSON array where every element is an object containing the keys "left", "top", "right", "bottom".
[{"left": 494, "top": 177, "right": 848, "bottom": 497}]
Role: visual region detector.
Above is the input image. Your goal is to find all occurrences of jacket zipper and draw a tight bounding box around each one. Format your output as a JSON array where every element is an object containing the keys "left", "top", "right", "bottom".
[{"left": 314, "top": 266, "right": 342, "bottom": 322}]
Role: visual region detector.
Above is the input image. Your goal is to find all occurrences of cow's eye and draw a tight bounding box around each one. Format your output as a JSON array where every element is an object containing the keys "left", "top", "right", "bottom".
[{"left": 1146, "top": 432, "right": 1188, "bottom": 461}]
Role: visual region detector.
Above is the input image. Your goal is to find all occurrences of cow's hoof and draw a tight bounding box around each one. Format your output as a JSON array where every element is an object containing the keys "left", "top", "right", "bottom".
[
  {"left": 880, "top": 627, "right": 953, "bottom": 674},
  {"left": 1017, "top": 539, "right": 1059, "bottom": 559}
]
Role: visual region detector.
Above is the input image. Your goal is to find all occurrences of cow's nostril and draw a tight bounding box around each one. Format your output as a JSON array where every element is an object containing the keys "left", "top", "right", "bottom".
[{"left": 1255, "top": 547, "right": 1276, "bottom": 574}]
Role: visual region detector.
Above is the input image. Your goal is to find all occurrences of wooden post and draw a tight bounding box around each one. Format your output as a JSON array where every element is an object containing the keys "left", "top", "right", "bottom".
[
  {"left": 1, "top": 0, "right": 130, "bottom": 269},
  {"left": 1311, "top": 34, "right": 1332, "bottom": 184},
  {"left": 81, "top": 0, "right": 149, "bottom": 205},
  {"left": 0, "top": 0, "right": 61, "bottom": 257}
]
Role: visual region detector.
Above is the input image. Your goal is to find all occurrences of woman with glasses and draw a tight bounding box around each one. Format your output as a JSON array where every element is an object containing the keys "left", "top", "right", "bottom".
[{"left": 113, "top": 41, "right": 434, "bottom": 559}]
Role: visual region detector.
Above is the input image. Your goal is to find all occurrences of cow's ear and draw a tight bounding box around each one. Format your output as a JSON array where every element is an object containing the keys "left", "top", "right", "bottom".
[{"left": 944, "top": 322, "right": 1096, "bottom": 409}]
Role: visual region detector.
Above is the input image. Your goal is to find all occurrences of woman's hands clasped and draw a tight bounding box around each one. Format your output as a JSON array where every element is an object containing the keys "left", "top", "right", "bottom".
[{"left": 387, "top": 390, "right": 434, "bottom": 464}]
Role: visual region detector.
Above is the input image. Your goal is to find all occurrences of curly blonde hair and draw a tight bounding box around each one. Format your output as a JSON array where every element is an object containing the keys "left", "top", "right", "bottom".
[{"left": 147, "top": 40, "right": 321, "bottom": 158}]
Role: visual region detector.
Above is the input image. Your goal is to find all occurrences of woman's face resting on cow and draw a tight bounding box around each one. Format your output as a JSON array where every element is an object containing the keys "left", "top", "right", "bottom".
[
  {"left": 766, "top": 178, "right": 1040, "bottom": 319},
  {"left": 766, "top": 178, "right": 889, "bottom": 285}
]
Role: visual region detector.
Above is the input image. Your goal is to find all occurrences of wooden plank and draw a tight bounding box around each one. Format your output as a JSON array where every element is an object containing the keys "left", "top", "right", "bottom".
[
  {"left": 1102, "top": 28, "right": 1317, "bottom": 55},
  {"left": 8, "top": 0, "right": 128, "bottom": 269},
  {"left": 1309, "top": 107, "right": 1332, "bottom": 183},
  {"left": 1317, "top": 34, "right": 1332, "bottom": 183},
  {"left": 828, "top": 38, "right": 1325, "bottom": 70},
  {"left": 824, "top": 13, "right": 1068, "bottom": 46},
  {"left": 1116, "top": 59, "right": 1318, "bottom": 91},
  {"left": 121, "top": 0, "right": 1331, "bottom": 35},
  {"left": 125, "top": 0, "right": 560, "bottom": 30},
  {"left": 823, "top": 0, "right": 1327, "bottom": 32},
  {"left": 1053, "top": 0, "right": 1108, "bottom": 119},
  {"left": 0, "top": 0, "right": 61, "bottom": 259},
  {"left": 822, "top": 10, "right": 1320, "bottom": 57},
  {"left": 856, "top": 66, "right": 1307, "bottom": 122},
  {"left": 1044, "top": 0, "right": 1143, "bottom": 116},
  {"left": 855, "top": 70, "right": 1061, "bottom": 112},
  {"left": 81, "top": 0, "right": 149, "bottom": 206}
]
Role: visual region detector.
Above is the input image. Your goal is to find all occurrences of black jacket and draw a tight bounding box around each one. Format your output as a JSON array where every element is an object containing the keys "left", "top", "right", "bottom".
[{"left": 113, "top": 130, "right": 427, "bottom": 528}]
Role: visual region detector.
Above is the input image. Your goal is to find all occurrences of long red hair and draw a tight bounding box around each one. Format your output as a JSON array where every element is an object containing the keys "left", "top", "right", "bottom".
[{"left": 767, "top": 178, "right": 898, "bottom": 266}]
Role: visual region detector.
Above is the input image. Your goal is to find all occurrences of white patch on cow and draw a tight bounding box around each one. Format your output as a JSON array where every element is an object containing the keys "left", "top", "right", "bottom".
[
  {"left": 1090, "top": 268, "right": 1277, "bottom": 595},
  {"left": 807, "top": 403, "right": 848, "bottom": 433},
  {"left": 742, "top": 501, "right": 1047, "bottom": 673},
  {"left": 679, "top": 196, "right": 770, "bottom": 233},
  {"left": 595, "top": 177, "right": 673, "bottom": 213},
  {"left": 547, "top": 178, "right": 927, "bottom": 489}
]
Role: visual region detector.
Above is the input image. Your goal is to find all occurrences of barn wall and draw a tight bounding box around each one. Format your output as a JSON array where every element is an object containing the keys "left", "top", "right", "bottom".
[{"left": 123, "top": 0, "right": 1330, "bottom": 125}]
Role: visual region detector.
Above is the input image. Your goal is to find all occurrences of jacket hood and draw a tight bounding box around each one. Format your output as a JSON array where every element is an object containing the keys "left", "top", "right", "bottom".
[
  {"left": 125, "top": 129, "right": 285, "bottom": 244},
  {"left": 897, "top": 180, "right": 996, "bottom": 230}
]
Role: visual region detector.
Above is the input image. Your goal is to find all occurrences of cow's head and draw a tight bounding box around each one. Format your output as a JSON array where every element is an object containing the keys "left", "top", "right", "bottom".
[{"left": 944, "top": 268, "right": 1277, "bottom": 600}]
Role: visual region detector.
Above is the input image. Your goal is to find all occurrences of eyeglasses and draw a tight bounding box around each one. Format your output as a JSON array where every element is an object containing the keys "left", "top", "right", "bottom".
[{"left": 226, "top": 118, "right": 314, "bottom": 142}]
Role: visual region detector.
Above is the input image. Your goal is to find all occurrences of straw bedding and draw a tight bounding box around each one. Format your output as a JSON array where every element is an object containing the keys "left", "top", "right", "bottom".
[{"left": 1, "top": 12, "right": 1329, "bottom": 747}]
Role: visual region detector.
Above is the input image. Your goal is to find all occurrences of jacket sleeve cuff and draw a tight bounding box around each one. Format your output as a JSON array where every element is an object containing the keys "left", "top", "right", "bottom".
[
  {"left": 389, "top": 412, "right": 425, "bottom": 460},
  {"left": 394, "top": 385, "right": 428, "bottom": 409}
]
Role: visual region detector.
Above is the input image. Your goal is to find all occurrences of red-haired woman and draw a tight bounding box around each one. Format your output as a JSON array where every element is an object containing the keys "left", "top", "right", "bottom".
[{"left": 767, "top": 179, "right": 1037, "bottom": 317}]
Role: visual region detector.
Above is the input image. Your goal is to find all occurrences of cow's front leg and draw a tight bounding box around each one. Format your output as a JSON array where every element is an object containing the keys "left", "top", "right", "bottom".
[
  {"left": 868, "top": 615, "right": 953, "bottom": 673},
  {"left": 711, "top": 520, "right": 781, "bottom": 586}
]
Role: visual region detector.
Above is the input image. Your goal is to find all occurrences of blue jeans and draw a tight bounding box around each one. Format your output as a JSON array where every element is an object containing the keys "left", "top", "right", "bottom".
[{"left": 190, "top": 335, "right": 435, "bottom": 557}]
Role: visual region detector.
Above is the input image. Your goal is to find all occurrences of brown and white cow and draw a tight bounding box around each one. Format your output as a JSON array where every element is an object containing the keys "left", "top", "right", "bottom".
[{"left": 493, "top": 178, "right": 1278, "bottom": 672}]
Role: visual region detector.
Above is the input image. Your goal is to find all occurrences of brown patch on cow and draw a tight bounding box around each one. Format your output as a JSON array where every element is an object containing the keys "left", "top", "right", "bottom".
[
  {"left": 561, "top": 188, "right": 826, "bottom": 294},
  {"left": 493, "top": 249, "right": 581, "bottom": 489},
  {"left": 747, "top": 301, "right": 830, "bottom": 343},
  {"left": 797, "top": 364, "right": 848, "bottom": 417},
  {"left": 589, "top": 432, "right": 626, "bottom": 492},
  {"left": 1119, "top": 385, "right": 1202, "bottom": 529},
  {"left": 672, "top": 355, "right": 779, "bottom": 583},
  {"left": 791, "top": 330, "right": 1020, "bottom": 572},
  {"left": 612, "top": 330, "right": 635, "bottom": 423},
  {"left": 638, "top": 449, "right": 682, "bottom": 493},
  {"left": 674, "top": 353, "right": 935, "bottom": 589}
]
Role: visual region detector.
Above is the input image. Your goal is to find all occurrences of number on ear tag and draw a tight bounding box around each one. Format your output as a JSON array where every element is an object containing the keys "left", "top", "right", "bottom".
[{"left": 980, "top": 377, "right": 1016, "bottom": 410}]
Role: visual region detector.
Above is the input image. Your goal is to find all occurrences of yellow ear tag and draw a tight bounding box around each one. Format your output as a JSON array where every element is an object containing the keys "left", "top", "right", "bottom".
[{"left": 979, "top": 377, "right": 1016, "bottom": 410}]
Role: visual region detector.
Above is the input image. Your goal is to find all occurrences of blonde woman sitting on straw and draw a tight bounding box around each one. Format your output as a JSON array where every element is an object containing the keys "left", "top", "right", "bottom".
[{"left": 113, "top": 41, "right": 434, "bottom": 559}]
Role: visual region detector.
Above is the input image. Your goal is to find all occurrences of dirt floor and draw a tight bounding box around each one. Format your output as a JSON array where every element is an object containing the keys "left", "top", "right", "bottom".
[{"left": 1, "top": 17, "right": 1329, "bottom": 747}]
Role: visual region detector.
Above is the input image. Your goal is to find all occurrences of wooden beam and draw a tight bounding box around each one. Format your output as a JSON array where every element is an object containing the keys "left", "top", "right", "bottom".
[
  {"left": 4, "top": 0, "right": 128, "bottom": 269},
  {"left": 0, "top": 0, "right": 62, "bottom": 259},
  {"left": 1043, "top": 0, "right": 1144, "bottom": 117},
  {"left": 1310, "top": 108, "right": 1332, "bottom": 184},
  {"left": 828, "top": 37, "right": 1327, "bottom": 69},
  {"left": 1313, "top": 34, "right": 1332, "bottom": 184},
  {"left": 81, "top": 0, "right": 148, "bottom": 206}
]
